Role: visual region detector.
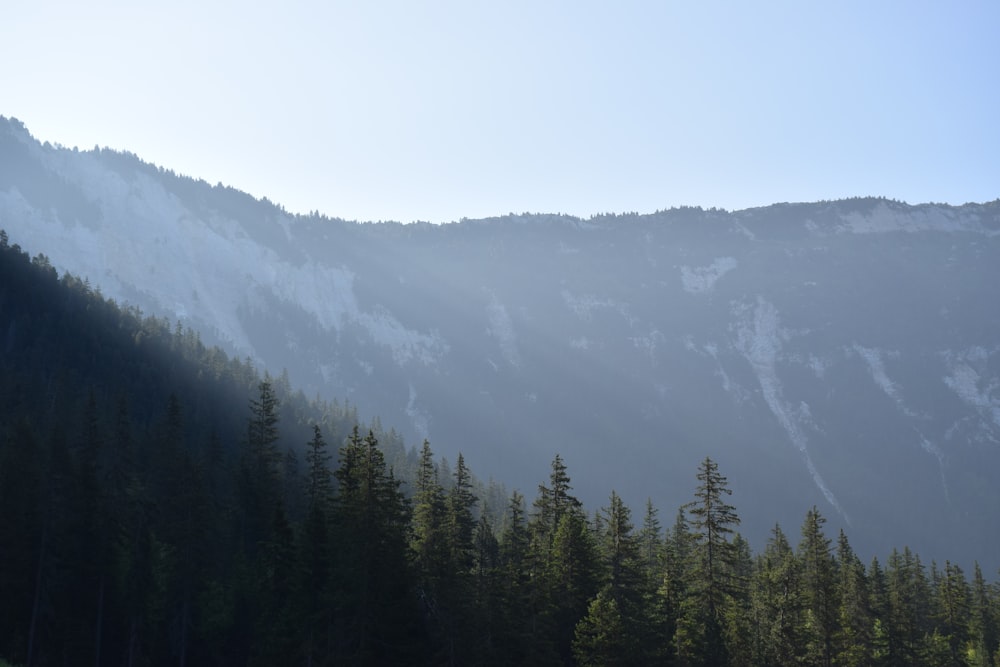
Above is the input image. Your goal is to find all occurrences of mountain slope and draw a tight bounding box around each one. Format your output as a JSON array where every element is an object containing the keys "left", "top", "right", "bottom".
[{"left": 3, "top": 116, "right": 999, "bottom": 567}]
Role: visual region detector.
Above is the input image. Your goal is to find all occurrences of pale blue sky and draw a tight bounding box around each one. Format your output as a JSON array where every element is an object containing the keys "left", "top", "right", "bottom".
[{"left": 3, "top": 1, "right": 998, "bottom": 223}]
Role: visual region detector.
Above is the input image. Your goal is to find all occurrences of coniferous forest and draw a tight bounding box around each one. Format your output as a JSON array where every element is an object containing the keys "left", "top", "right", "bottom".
[{"left": 3, "top": 230, "right": 1000, "bottom": 667}]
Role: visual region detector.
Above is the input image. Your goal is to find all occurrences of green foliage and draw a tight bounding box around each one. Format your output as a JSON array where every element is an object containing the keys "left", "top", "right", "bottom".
[
  {"left": 750, "top": 524, "right": 804, "bottom": 665},
  {"left": 798, "top": 506, "right": 838, "bottom": 666},
  {"left": 677, "top": 457, "right": 743, "bottom": 665},
  {"left": 2, "top": 233, "right": 1000, "bottom": 665},
  {"left": 573, "top": 586, "right": 627, "bottom": 666}
]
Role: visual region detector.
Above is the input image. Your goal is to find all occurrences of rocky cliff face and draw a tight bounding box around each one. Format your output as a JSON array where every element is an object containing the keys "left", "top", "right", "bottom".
[{"left": 3, "top": 116, "right": 999, "bottom": 566}]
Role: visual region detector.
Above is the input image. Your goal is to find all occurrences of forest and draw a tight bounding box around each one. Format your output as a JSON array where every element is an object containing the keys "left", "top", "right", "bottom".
[{"left": 2, "top": 228, "right": 1000, "bottom": 666}]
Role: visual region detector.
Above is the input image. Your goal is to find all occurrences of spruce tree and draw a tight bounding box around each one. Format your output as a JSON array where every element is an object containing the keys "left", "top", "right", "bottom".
[
  {"left": 409, "top": 440, "right": 450, "bottom": 659},
  {"left": 496, "top": 490, "right": 535, "bottom": 664},
  {"left": 525, "top": 454, "right": 589, "bottom": 663},
  {"left": 572, "top": 586, "right": 627, "bottom": 667},
  {"left": 447, "top": 452, "right": 477, "bottom": 575},
  {"left": 411, "top": 439, "right": 448, "bottom": 585},
  {"left": 834, "top": 529, "right": 873, "bottom": 667},
  {"left": 531, "top": 453, "right": 582, "bottom": 551},
  {"left": 549, "top": 508, "right": 601, "bottom": 663},
  {"left": 932, "top": 561, "right": 971, "bottom": 666},
  {"left": 658, "top": 508, "right": 692, "bottom": 664},
  {"left": 967, "top": 562, "right": 998, "bottom": 667},
  {"left": 676, "top": 456, "right": 741, "bottom": 666},
  {"left": 885, "top": 547, "right": 931, "bottom": 666},
  {"left": 636, "top": 498, "right": 669, "bottom": 662},
  {"left": 798, "top": 506, "right": 838, "bottom": 667},
  {"left": 598, "top": 490, "right": 646, "bottom": 662},
  {"left": 239, "top": 380, "right": 281, "bottom": 557},
  {"left": 299, "top": 424, "right": 333, "bottom": 665},
  {"left": 331, "top": 427, "right": 420, "bottom": 663},
  {"left": 750, "top": 524, "right": 804, "bottom": 666}
]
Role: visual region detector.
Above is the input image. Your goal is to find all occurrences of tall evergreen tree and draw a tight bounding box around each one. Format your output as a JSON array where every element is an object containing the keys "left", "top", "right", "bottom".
[
  {"left": 531, "top": 453, "right": 582, "bottom": 551},
  {"left": 884, "top": 547, "right": 932, "bottom": 666},
  {"left": 834, "top": 529, "right": 873, "bottom": 667},
  {"left": 496, "top": 490, "right": 535, "bottom": 664},
  {"left": 331, "top": 427, "right": 421, "bottom": 663},
  {"left": 549, "top": 508, "right": 601, "bottom": 664},
  {"left": 676, "top": 456, "right": 741, "bottom": 667},
  {"left": 409, "top": 440, "right": 451, "bottom": 659},
  {"left": 247, "top": 379, "right": 280, "bottom": 479},
  {"left": 638, "top": 498, "right": 664, "bottom": 586},
  {"left": 636, "top": 498, "right": 670, "bottom": 663},
  {"left": 868, "top": 556, "right": 891, "bottom": 664},
  {"left": 299, "top": 424, "right": 333, "bottom": 665},
  {"left": 447, "top": 452, "right": 478, "bottom": 575},
  {"left": 931, "top": 561, "right": 971, "bottom": 667},
  {"left": 572, "top": 586, "right": 628, "bottom": 667},
  {"left": 304, "top": 424, "right": 333, "bottom": 510},
  {"left": 749, "top": 524, "right": 804, "bottom": 667},
  {"left": 967, "top": 562, "right": 998, "bottom": 667},
  {"left": 657, "top": 508, "right": 692, "bottom": 665},
  {"left": 524, "top": 454, "right": 590, "bottom": 663},
  {"left": 602, "top": 491, "right": 647, "bottom": 661},
  {"left": 471, "top": 506, "right": 502, "bottom": 664},
  {"left": 239, "top": 380, "right": 282, "bottom": 557},
  {"left": 724, "top": 534, "right": 755, "bottom": 667},
  {"left": 797, "top": 506, "right": 838, "bottom": 667}
]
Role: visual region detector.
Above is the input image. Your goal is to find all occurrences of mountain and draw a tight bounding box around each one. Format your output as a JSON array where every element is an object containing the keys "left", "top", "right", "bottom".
[{"left": 3, "top": 115, "right": 999, "bottom": 568}]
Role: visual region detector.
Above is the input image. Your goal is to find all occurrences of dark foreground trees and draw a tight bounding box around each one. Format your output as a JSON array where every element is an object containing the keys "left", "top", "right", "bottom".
[
  {"left": 3, "top": 403, "right": 1000, "bottom": 666},
  {"left": 2, "top": 233, "right": 1000, "bottom": 666}
]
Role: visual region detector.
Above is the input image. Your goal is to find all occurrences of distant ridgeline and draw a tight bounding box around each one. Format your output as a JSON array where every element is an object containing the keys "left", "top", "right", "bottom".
[
  {"left": 3, "top": 115, "right": 1000, "bottom": 575},
  {"left": 2, "top": 231, "right": 1000, "bottom": 665}
]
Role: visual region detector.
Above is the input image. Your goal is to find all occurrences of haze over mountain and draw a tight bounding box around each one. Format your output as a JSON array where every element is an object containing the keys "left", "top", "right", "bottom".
[{"left": 3, "top": 116, "right": 999, "bottom": 569}]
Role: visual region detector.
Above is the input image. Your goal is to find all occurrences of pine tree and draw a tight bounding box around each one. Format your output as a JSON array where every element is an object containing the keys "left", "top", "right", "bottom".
[
  {"left": 550, "top": 508, "right": 601, "bottom": 663},
  {"left": 749, "top": 523, "right": 804, "bottom": 666},
  {"left": 834, "top": 529, "right": 873, "bottom": 667},
  {"left": 724, "top": 534, "right": 755, "bottom": 667},
  {"left": 638, "top": 498, "right": 663, "bottom": 585},
  {"left": 304, "top": 424, "right": 333, "bottom": 510},
  {"left": 523, "top": 454, "right": 590, "bottom": 663},
  {"left": 409, "top": 440, "right": 450, "bottom": 658},
  {"left": 967, "top": 562, "right": 998, "bottom": 667},
  {"left": 437, "top": 451, "right": 480, "bottom": 663},
  {"left": 572, "top": 586, "right": 627, "bottom": 667},
  {"left": 798, "top": 506, "right": 838, "bottom": 667},
  {"left": 658, "top": 508, "right": 692, "bottom": 664},
  {"left": 636, "top": 498, "right": 670, "bottom": 663},
  {"left": 299, "top": 424, "right": 333, "bottom": 665},
  {"left": 885, "top": 547, "right": 931, "bottom": 666},
  {"left": 239, "top": 380, "right": 282, "bottom": 557},
  {"left": 932, "top": 560, "right": 970, "bottom": 666},
  {"left": 331, "top": 427, "right": 420, "bottom": 663},
  {"left": 676, "top": 456, "right": 741, "bottom": 666},
  {"left": 869, "top": 556, "right": 891, "bottom": 664},
  {"left": 496, "top": 490, "right": 536, "bottom": 664},
  {"left": 471, "top": 506, "right": 502, "bottom": 663},
  {"left": 596, "top": 490, "right": 645, "bottom": 662},
  {"left": 531, "top": 453, "right": 582, "bottom": 550},
  {"left": 447, "top": 452, "right": 478, "bottom": 575},
  {"left": 247, "top": 379, "right": 281, "bottom": 480},
  {"left": 523, "top": 455, "right": 598, "bottom": 663}
]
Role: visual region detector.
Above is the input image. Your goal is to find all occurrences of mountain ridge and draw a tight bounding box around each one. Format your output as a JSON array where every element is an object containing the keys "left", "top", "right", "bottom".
[{"left": 3, "top": 115, "right": 999, "bottom": 568}]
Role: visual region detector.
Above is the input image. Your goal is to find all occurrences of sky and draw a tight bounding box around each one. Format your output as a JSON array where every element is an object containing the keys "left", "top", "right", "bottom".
[{"left": 3, "top": 1, "right": 999, "bottom": 224}]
